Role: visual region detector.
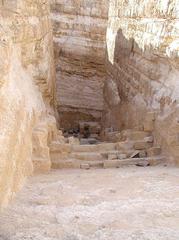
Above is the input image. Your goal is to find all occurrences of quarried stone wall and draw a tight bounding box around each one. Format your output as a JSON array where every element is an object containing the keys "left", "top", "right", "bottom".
[
  {"left": 0, "top": 0, "right": 57, "bottom": 208},
  {"left": 51, "top": 0, "right": 108, "bottom": 130},
  {"left": 104, "top": 0, "right": 179, "bottom": 163}
]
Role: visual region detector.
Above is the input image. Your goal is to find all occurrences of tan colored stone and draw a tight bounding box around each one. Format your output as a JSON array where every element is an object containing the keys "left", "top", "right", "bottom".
[
  {"left": 144, "top": 136, "right": 154, "bottom": 143},
  {"left": 147, "top": 147, "right": 162, "bottom": 157},
  {"left": 68, "top": 137, "right": 80, "bottom": 145},
  {"left": 103, "top": 160, "right": 120, "bottom": 168},
  {"left": 148, "top": 157, "right": 165, "bottom": 166},
  {"left": 70, "top": 152, "right": 103, "bottom": 161},
  {"left": 52, "top": 160, "right": 81, "bottom": 169},
  {"left": 50, "top": 142, "right": 72, "bottom": 153},
  {"left": 121, "top": 130, "right": 150, "bottom": 141},
  {"left": 116, "top": 141, "right": 134, "bottom": 151},
  {"left": 33, "top": 158, "right": 51, "bottom": 174},
  {"left": 80, "top": 164, "right": 90, "bottom": 170},
  {"left": 134, "top": 141, "right": 153, "bottom": 150},
  {"left": 108, "top": 154, "right": 117, "bottom": 160},
  {"left": 0, "top": 0, "right": 56, "bottom": 207},
  {"left": 143, "top": 120, "right": 154, "bottom": 132},
  {"left": 118, "top": 153, "right": 127, "bottom": 160}
]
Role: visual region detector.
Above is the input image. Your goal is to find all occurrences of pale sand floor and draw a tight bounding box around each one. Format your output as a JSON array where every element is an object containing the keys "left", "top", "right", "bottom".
[{"left": 0, "top": 166, "right": 179, "bottom": 240}]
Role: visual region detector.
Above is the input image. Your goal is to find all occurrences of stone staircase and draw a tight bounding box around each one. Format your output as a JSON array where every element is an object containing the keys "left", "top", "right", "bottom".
[{"left": 50, "top": 129, "right": 165, "bottom": 169}]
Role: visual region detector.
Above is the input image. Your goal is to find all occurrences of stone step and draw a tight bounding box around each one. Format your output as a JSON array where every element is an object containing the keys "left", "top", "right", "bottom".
[
  {"left": 50, "top": 140, "right": 152, "bottom": 154},
  {"left": 70, "top": 149, "right": 135, "bottom": 161},
  {"left": 50, "top": 142, "right": 72, "bottom": 153},
  {"left": 134, "top": 141, "right": 153, "bottom": 150},
  {"left": 52, "top": 159, "right": 81, "bottom": 169},
  {"left": 70, "top": 152, "right": 104, "bottom": 161},
  {"left": 51, "top": 156, "right": 165, "bottom": 169},
  {"left": 103, "top": 156, "right": 165, "bottom": 168},
  {"left": 72, "top": 142, "right": 117, "bottom": 152},
  {"left": 80, "top": 138, "right": 100, "bottom": 145}
]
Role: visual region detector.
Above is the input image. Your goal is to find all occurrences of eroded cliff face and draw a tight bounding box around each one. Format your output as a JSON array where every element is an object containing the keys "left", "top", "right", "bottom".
[
  {"left": 104, "top": 0, "right": 179, "bottom": 163},
  {"left": 0, "top": 0, "right": 57, "bottom": 207},
  {"left": 51, "top": 0, "right": 108, "bottom": 130}
]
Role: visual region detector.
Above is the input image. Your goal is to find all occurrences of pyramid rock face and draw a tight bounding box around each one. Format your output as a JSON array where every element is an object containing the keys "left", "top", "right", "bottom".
[{"left": 0, "top": 0, "right": 57, "bottom": 207}]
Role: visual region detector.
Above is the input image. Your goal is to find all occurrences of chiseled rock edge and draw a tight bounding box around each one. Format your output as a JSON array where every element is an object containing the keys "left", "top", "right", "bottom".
[{"left": 0, "top": 1, "right": 57, "bottom": 208}]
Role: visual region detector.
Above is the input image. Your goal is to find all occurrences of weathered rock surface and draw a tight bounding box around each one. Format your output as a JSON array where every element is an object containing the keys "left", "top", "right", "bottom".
[
  {"left": 0, "top": 0, "right": 57, "bottom": 207},
  {"left": 103, "top": 0, "right": 179, "bottom": 164},
  {"left": 51, "top": 0, "right": 108, "bottom": 129}
]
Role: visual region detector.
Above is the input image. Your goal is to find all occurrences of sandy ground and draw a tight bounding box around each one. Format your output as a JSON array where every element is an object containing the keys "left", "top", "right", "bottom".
[{"left": 0, "top": 166, "right": 179, "bottom": 240}]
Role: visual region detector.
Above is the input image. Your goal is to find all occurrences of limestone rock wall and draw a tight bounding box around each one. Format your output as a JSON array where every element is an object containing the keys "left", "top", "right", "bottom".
[
  {"left": 0, "top": 0, "right": 57, "bottom": 207},
  {"left": 51, "top": 0, "right": 108, "bottom": 130},
  {"left": 104, "top": 0, "right": 179, "bottom": 163}
]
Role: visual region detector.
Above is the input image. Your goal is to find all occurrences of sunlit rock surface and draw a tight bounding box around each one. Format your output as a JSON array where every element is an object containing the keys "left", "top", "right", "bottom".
[
  {"left": 0, "top": 0, "right": 57, "bottom": 207},
  {"left": 103, "top": 0, "right": 179, "bottom": 164}
]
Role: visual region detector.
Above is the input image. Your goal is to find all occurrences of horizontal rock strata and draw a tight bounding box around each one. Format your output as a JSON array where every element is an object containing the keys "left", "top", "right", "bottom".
[
  {"left": 103, "top": 0, "right": 179, "bottom": 164},
  {"left": 0, "top": 0, "right": 57, "bottom": 208},
  {"left": 51, "top": 0, "right": 108, "bottom": 129}
]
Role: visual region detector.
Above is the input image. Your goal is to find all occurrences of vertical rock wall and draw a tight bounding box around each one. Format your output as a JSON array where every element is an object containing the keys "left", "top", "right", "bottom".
[
  {"left": 0, "top": 0, "right": 57, "bottom": 207},
  {"left": 104, "top": 0, "right": 179, "bottom": 163},
  {"left": 51, "top": 0, "right": 108, "bottom": 130}
]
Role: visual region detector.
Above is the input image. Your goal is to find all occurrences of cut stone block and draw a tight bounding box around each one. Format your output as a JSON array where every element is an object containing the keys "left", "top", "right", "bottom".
[
  {"left": 116, "top": 141, "right": 134, "bottom": 151},
  {"left": 108, "top": 153, "right": 117, "bottom": 160},
  {"left": 146, "top": 112, "right": 156, "bottom": 121},
  {"left": 147, "top": 147, "right": 161, "bottom": 157},
  {"left": 80, "top": 163, "right": 90, "bottom": 170},
  {"left": 72, "top": 144, "right": 99, "bottom": 152},
  {"left": 70, "top": 152, "right": 103, "bottom": 161},
  {"left": 104, "top": 131, "right": 121, "bottom": 142},
  {"left": 144, "top": 136, "right": 154, "bottom": 143},
  {"left": 121, "top": 130, "right": 150, "bottom": 141},
  {"left": 134, "top": 141, "right": 153, "bottom": 150},
  {"left": 50, "top": 152, "right": 69, "bottom": 162},
  {"left": 103, "top": 160, "right": 120, "bottom": 168},
  {"left": 89, "top": 161, "right": 104, "bottom": 168},
  {"left": 118, "top": 153, "right": 127, "bottom": 159},
  {"left": 143, "top": 120, "right": 154, "bottom": 132},
  {"left": 50, "top": 142, "right": 72, "bottom": 153},
  {"left": 104, "top": 158, "right": 150, "bottom": 168},
  {"left": 97, "top": 143, "right": 117, "bottom": 152}
]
